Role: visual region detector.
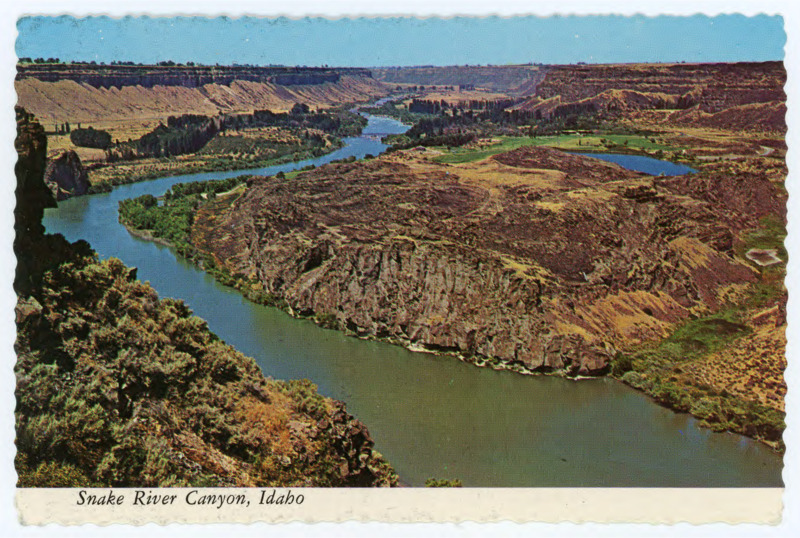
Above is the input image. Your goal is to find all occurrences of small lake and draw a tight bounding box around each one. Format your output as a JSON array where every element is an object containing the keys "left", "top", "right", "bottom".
[
  {"left": 572, "top": 152, "right": 697, "bottom": 176},
  {"left": 42, "top": 118, "right": 782, "bottom": 487}
]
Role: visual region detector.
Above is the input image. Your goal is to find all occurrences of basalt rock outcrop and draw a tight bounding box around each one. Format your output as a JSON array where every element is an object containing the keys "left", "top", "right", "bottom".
[
  {"left": 17, "top": 64, "right": 373, "bottom": 89},
  {"left": 532, "top": 62, "right": 785, "bottom": 113},
  {"left": 511, "top": 62, "right": 786, "bottom": 132},
  {"left": 44, "top": 150, "right": 90, "bottom": 200},
  {"left": 191, "top": 145, "right": 783, "bottom": 376},
  {"left": 14, "top": 106, "right": 56, "bottom": 295}
]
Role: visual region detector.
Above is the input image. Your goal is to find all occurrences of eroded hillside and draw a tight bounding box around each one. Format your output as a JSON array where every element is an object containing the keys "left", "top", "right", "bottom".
[
  {"left": 190, "top": 145, "right": 783, "bottom": 375},
  {"left": 16, "top": 64, "right": 389, "bottom": 140}
]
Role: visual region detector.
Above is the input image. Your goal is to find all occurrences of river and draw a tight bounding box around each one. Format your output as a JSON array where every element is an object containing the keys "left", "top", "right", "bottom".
[{"left": 42, "top": 114, "right": 783, "bottom": 487}]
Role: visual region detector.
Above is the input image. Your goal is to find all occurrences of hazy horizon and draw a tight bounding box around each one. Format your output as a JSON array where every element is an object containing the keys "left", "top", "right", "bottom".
[{"left": 16, "top": 15, "right": 785, "bottom": 67}]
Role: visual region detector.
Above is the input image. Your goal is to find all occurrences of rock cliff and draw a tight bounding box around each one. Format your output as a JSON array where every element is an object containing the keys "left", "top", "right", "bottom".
[
  {"left": 510, "top": 62, "right": 786, "bottom": 132},
  {"left": 17, "top": 64, "right": 373, "bottom": 89},
  {"left": 15, "top": 65, "right": 389, "bottom": 131},
  {"left": 44, "top": 150, "right": 90, "bottom": 200},
  {"left": 190, "top": 146, "right": 782, "bottom": 376},
  {"left": 532, "top": 62, "right": 785, "bottom": 113}
]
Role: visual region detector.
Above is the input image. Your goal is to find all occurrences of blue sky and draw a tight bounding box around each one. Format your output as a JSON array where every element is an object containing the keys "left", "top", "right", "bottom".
[{"left": 16, "top": 15, "right": 785, "bottom": 66}]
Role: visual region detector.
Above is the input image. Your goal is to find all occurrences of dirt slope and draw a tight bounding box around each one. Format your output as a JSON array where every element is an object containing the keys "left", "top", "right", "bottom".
[{"left": 16, "top": 75, "right": 388, "bottom": 137}]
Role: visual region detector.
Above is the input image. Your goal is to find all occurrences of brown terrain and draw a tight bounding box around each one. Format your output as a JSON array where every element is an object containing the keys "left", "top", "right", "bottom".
[
  {"left": 532, "top": 62, "right": 785, "bottom": 111},
  {"left": 16, "top": 64, "right": 389, "bottom": 144},
  {"left": 189, "top": 144, "right": 783, "bottom": 377},
  {"left": 373, "top": 64, "right": 549, "bottom": 95}
]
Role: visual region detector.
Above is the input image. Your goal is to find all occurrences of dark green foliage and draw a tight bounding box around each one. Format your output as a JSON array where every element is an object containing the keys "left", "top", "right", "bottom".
[
  {"left": 14, "top": 241, "right": 397, "bottom": 487},
  {"left": 389, "top": 131, "right": 476, "bottom": 151},
  {"left": 360, "top": 99, "right": 430, "bottom": 125},
  {"left": 290, "top": 102, "right": 310, "bottom": 115},
  {"left": 315, "top": 312, "right": 339, "bottom": 329},
  {"left": 70, "top": 127, "right": 112, "bottom": 149},
  {"left": 16, "top": 455, "right": 98, "bottom": 487},
  {"left": 610, "top": 353, "right": 634, "bottom": 377}
]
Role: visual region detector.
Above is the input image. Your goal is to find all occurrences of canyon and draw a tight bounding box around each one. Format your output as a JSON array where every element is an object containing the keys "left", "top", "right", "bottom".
[
  {"left": 15, "top": 59, "right": 789, "bottom": 486},
  {"left": 16, "top": 64, "right": 389, "bottom": 142}
]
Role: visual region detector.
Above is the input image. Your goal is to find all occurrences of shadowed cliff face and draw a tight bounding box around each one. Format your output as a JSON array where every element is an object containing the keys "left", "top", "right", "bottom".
[
  {"left": 16, "top": 64, "right": 373, "bottom": 89},
  {"left": 14, "top": 107, "right": 55, "bottom": 239},
  {"left": 191, "top": 146, "right": 783, "bottom": 376},
  {"left": 14, "top": 106, "right": 57, "bottom": 294},
  {"left": 44, "top": 150, "right": 90, "bottom": 200}
]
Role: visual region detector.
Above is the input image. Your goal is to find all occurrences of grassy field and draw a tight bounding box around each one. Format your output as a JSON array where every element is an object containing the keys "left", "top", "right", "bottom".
[{"left": 432, "top": 134, "right": 676, "bottom": 164}]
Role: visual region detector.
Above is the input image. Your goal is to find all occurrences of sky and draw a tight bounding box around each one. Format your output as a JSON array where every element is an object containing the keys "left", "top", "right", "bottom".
[{"left": 15, "top": 14, "right": 785, "bottom": 66}]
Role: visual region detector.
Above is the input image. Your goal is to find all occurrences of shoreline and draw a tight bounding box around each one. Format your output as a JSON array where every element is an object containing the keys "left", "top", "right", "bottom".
[
  {"left": 79, "top": 139, "right": 351, "bottom": 196},
  {"left": 120, "top": 217, "right": 783, "bottom": 454},
  {"left": 120, "top": 224, "right": 174, "bottom": 248}
]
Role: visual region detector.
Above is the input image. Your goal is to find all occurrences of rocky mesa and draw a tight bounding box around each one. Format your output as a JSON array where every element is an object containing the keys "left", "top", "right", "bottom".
[{"left": 189, "top": 144, "right": 784, "bottom": 377}]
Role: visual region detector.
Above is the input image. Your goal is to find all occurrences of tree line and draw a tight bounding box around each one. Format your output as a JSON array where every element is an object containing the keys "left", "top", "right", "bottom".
[{"left": 105, "top": 106, "right": 366, "bottom": 161}]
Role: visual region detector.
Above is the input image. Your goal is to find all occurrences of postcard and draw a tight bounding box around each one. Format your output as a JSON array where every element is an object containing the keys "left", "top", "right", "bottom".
[{"left": 3, "top": 1, "right": 797, "bottom": 533}]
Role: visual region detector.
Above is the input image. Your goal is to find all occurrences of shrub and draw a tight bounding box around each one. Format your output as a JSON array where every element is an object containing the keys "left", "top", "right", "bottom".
[
  {"left": 70, "top": 127, "right": 112, "bottom": 149},
  {"left": 611, "top": 353, "right": 634, "bottom": 376},
  {"left": 17, "top": 460, "right": 96, "bottom": 488},
  {"left": 425, "top": 478, "right": 463, "bottom": 487}
]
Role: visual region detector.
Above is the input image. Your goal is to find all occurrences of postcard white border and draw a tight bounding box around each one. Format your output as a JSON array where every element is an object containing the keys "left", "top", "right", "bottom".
[{"left": 13, "top": 488, "right": 786, "bottom": 525}]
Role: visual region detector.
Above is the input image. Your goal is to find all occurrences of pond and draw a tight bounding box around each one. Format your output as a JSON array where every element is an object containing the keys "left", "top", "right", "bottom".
[{"left": 572, "top": 152, "right": 697, "bottom": 176}]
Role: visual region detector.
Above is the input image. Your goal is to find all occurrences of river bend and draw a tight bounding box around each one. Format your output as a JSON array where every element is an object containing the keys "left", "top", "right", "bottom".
[{"left": 43, "top": 115, "right": 783, "bottom": 487}]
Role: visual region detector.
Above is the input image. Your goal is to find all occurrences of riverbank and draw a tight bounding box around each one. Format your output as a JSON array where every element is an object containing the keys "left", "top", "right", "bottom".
[
  {"left": 16, "top": 107, "right": 399, "bottom": 488},
  {"left": 124, "top": 207, "right": 785, "bottom": 453},
  {"left": 119, "top": 138, "right": 785, "bottom": 453},
  {"left": 87, "top": 138, "right": 347, "bottom": 194}
]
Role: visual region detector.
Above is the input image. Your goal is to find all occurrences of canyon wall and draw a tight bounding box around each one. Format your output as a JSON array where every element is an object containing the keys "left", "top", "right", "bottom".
[
  {"left": 372, "top": 65, "right": 549, "bottom": 95},
  {"left": 16, "top": 64, "right": 390, "bottom": 133},
  {"left": 17, "top": 64, "right": 373, "bottom": 89},
  {"left": 190, "top": 147, "right": 784, "bottom": 376}
]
